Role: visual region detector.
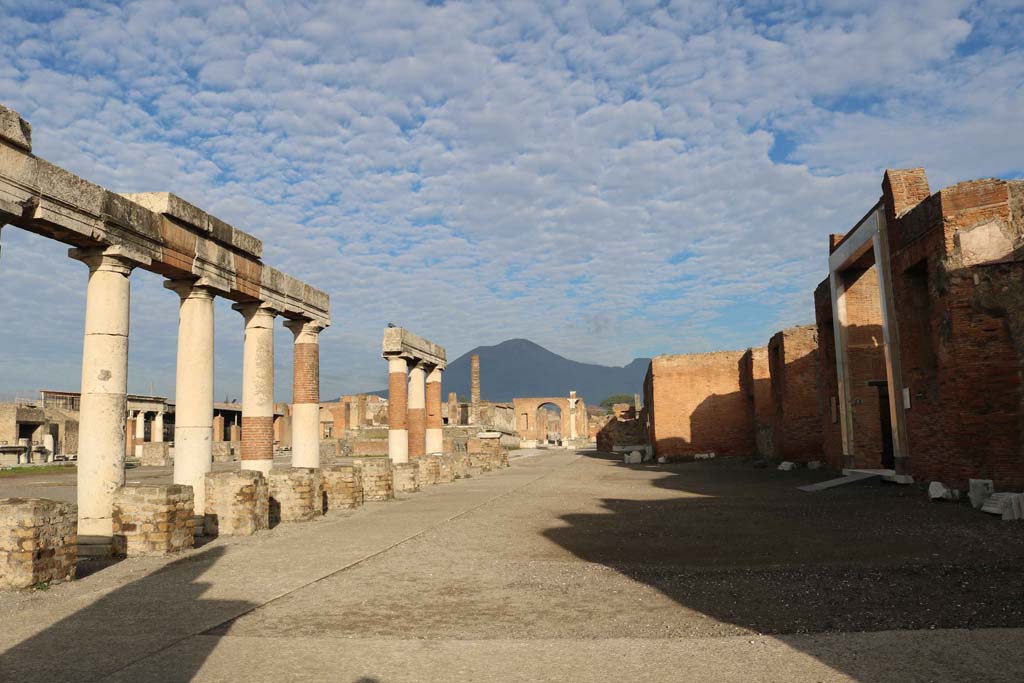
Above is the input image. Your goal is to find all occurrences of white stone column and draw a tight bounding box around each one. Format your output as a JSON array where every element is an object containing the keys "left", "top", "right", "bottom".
[
  {"left": 153, "top": 411, "right": 164, "bottom": 443},
  {"left": 70, "top": 246, "right": 140, "bottom": 540},
  {"left": 167, "top": 279, "right": 215, "bottom": 513},
  {"left": 134, "top": 410, "right": 146, "bottom": 457},
  {"left": 387, "top": 357, "right": 409, "bottom": 463},
  {"left": 284, "top": 318, "right": 324, "bottom": 469},
  {"left": 234, "top": 302, "right": 277, "bottom": 475},
  {"left": 425, "top": 366, "right": 443, "bottom": 455}
]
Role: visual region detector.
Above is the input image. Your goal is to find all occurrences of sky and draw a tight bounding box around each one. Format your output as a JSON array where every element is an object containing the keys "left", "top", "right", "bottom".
[{"left": 0, "top": 0, "right": 1022, "bottom": 402}]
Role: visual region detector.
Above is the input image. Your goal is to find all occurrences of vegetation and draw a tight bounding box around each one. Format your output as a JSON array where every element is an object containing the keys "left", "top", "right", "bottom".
[
  {"left": 599, "top": 394, "right": 635, "bottom": 412},
  {"left": 0, "top": 464, "right": 75, "bottom": 477}
]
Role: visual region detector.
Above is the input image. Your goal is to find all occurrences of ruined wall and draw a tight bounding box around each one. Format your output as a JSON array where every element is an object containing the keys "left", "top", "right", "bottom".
[
  {"left": 814, "top": 279, "right": 844, "bottom": 469},
  {"left": 768, "top": 325, "right": 821, "bottom": 462},
  {"left": 646, "top": 351, "right": 754, "bottom": 458},
  {"left": 738, "top": 347, "right": 772, "bottom": 457},
  {"left": 888, "top": 173, "right": 1024, "bottom": 489}
]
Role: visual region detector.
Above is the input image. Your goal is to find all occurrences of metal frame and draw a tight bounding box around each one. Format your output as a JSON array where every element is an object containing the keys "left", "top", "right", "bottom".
[{"left": 828, "top": 202, "right": 911, "bottom": 477}]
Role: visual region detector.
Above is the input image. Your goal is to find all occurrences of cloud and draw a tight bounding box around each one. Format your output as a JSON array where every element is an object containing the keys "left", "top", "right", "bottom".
[{"left": 0, "top": 0, "right": 1021, "bottom": 401}]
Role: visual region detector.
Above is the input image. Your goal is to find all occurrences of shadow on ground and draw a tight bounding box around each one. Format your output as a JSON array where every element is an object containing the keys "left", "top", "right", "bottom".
[
  {"left": 544, "top": 450, "right": 1024, "bottom": 682},
  {"left": 0, "top": 545, "right": 254, "bottom": 682}
]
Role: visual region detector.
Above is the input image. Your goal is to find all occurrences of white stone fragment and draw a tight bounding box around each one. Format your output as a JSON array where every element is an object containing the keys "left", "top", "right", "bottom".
[
  {"left": 624, "top": 451, "right": 643, "bottom": 464},
  {"left": 777, "top": 461, "right": 795, "bottom": 471},
  {"left": 968, "top": 479, "right": 995, "bottom": 509},
  {"left": 928, "top": 481, "right": 950, "bottom": 501}
]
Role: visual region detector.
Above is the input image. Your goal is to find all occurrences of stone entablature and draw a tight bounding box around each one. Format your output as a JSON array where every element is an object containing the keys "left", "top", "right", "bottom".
[
  {"left": 0, "top": 498, "right": 76, "bottom": 590},
  {"left": 382, "top": 327, "right": 447, "bottom": 369}
]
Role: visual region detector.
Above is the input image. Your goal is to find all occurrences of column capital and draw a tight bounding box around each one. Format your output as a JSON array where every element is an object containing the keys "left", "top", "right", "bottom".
[
  {"left": 232, "top": 300, "right": 279, "bottom": 326},
  {"left": 69, "top": 244, "right": 152, "bottom": 274},
  {"left": 164, "top": 278, "right": 216, "bottom": 301},
  {"left": 426, "top": 365, "right": 443, "bottom": 383},
  {"left": 284, "top": 317, "right": 325, "bottom": 343}
]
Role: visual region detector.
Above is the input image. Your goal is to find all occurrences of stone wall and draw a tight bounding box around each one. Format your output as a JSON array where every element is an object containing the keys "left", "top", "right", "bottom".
[
  {"left": 644, "top": 351, "right": 754, "bottom": 458},
  {"left": 393, "top": 463, "right": 419, "bottom": 494},
  {"left": 739, "top": 347, "right": 773, "bottom": 458},
  {"left": 204, "top": 471, "right": 269, "bottom": 536},
  {"left": 416, "top": 456, "right": 440, "bottom": 487},
  {"left": 0, "top": 498, "right": 76, "bottom": 589},
  {"left": 112, "top": 484, "right": 194, "bottom": 557},
  {"left": 768, "top": 325, "right": 821, "bottom": 462},
  {"left": 354, "top": 458, "right": 394, "bottom": 501},
  {"left": 814, "top": 279, "right": 845, "bottom": 470},
  {"left": 212, "top": 440, "right": 241, "bottom": 463},
  {"left": 139, "top": 442, "right": 172, "bottom": 466},
  {"left": 322, "top": 464, "right": 364, "bottom": 509},
  {"left": 268, "top": 468, "right": 323, "bottom": 525}
]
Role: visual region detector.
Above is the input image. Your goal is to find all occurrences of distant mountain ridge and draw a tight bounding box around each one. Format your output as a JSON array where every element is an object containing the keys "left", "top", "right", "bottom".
[{"left": 439, "top": 339, "right": 650, "bottom": 404}]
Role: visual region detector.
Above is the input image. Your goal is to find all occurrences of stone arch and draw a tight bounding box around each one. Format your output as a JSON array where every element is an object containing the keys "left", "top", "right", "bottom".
[{"left": 512, "top": 396, "right": 587, "bottom": 443}]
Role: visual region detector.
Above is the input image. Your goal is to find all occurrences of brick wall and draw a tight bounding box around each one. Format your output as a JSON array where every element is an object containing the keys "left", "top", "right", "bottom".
[
  {"left": 739, "top": 347, "right": 772, "bottom": 457},
  {"left": 112, "top": 484, "right": 194, "bottom": 556},
  {"left": 0, "top": 498, "right": 76, "bottom": 589},
  {"left": 646, "top": 351, "right": 754, "bottom": 458},
  {"left": 768, "top": 325, "right": 821, "bottom": 462},
  {"left": 814, "top": 279, "right": 844, "bottom": 469}
]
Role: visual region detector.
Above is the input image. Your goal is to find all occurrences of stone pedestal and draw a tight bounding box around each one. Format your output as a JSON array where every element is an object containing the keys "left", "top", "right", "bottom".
[
  {"left": 393, "top": 463, "right": 419, "bottom": 494},
  {"left": 112, "top": 484, "right": 195, "bottom": 557},
  {"left": 416, "top": 456, "right": 440, "bottom": 487},
  {"left": 354, "top": 459, "right": 394, "bottom": 501},
  {"left": 204, "top": 471, "right": 269, "bottom": 537},
  {"left": 452, "top": 454, "right": 471, "bottom": 479},
  {"left": 0, "top": 498, "right": 77, "bottom": 589},
  {"left": 139, "top": 442, "right": 172, "bottom": 467},
  {"left": 268, "top": 468, "right": 323, "bottom": 525},
  {"left": 321, "top": 465, "right": 363, "bottom": 510}
]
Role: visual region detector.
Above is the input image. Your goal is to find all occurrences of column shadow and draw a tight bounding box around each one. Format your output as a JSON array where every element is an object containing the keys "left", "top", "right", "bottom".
[
  {"left": 0, "top": 545, "right": 254, "bottom": 682},
  {"left": 543, "top": 451, "right": 1024, "bottom": 683}
]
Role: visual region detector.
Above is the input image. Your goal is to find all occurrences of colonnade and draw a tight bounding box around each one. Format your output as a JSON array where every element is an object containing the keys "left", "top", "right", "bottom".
[
  {"left": 72, "top": 247, "right": 326, "bottom": 543},
  {"left": 383, "top": 327, "right": 447, "bottom": 464}
]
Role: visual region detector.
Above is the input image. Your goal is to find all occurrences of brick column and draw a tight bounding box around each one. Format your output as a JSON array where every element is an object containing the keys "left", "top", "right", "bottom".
[
  {"left": 285, "top": 318, "right": 324, "bottom": 469},
  {"left": 426, "top": 366, "right": 443, "bottom": 454},
  {"left": 234, "top": 302, "right": 277, "bottom": 475},
  {"left": 70, "top": 246, "right": 142, "bottom": 541},
  {"left": 387, "top": 357, "right": 409, "bottom": 463},
  {"left": 470, "top": 354, "right": 481, "bottom": 424},
  {"left": 213, "top": 414, "right": 225, "bottom": 442},
  {"left": 407, "top": 362, "right": 427, "bottom": 459},
  {"left": 448, "top": 391, "right": 459, "bottom": 426},
  {"left": 167, "top": 279, "right": 215, "bottom": 516}
]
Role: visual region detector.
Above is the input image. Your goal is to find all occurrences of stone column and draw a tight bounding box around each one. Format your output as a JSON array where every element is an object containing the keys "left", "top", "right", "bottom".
[
  {"left": 153, "top": 411, "right": 164, "bottom": 443},
  {"left": 167, "top": 279, "right": 215, "bottom": 514},
  {"left": 70, "top": 247, "right": 138, "bottom": 540},
  {"left": 470, "top": 354, "right": 481, "bottom": 424},
  {"left": 125, "top": 412, "right": 136, "bottom": 457},
  {"left": 229, "top": 419, "right": 241, "bottom": 442},
  {"left": 285, "top": 318, "right": 323, "bottom": 469},
  {"left": 135, "top": 410, "right": 147, "bottom": 457},
  {"left": 357, "top": 394, "right": 367, "bottom": 427},
  {"left": 387, "top": 357, "right": 409, "bottom": 463},
  {"left": 234, "top": 302, "right": 277, "bottom": 475},
  {"left": 569, "top": 391, "right": 578, "bottom": 441},
  {"left": 407, "top": 362, "right": 427, "bottom": 459},
  {"left": 426, "top": 366, "right": 443, "bottom": 455},
  {"left": 213, "top": 414, "right": 225, "bottom": 442}
]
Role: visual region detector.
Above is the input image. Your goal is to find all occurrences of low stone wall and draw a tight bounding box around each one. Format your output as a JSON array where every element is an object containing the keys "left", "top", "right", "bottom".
[
  {"left": 268, "top": 468, "right": 323, "bottom": 525},
  {"left": 204, "top": 471, "right": 269, "bottom": 536},
  {"left": 139, "top": 442, "right": 172, "bottom": 467},
  {"left": 393, "top": 463, "right": 419, "bottom": 494},
  {"left": 321, "top": 464, "right": 363, "bottom": 510},
  {"left": 352, "top": 438, "right": 388, "bottom": 457},
  {"left": 354, "top": 458, "right": 394, "bottom": 501},
  {"left": 436, "top": 454, "right": 454, "bottom": 483},
  {"left": 212, "top": 441, "right": 241, "bottom": 463},
  {"left": 416, "top": 456, "right": 440, "bottom": 487},
  {"left": 112, "top": 484, "right": 194, "bottom": 557},
  {"left": 0, "top": 498, "right": 77, "bottom": 589}
]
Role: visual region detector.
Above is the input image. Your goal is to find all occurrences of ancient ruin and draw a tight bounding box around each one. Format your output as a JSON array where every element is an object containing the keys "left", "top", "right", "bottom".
[{"left": 382, "top": 326, "right": 446, "bottom": 463}]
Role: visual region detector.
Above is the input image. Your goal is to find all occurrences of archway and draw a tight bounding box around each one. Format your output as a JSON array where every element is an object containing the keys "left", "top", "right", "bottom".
[{"left": 512, "top": 395, "right": 587, "bottom": 444}]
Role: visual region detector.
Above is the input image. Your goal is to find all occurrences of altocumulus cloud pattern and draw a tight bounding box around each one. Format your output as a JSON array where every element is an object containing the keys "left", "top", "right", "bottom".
[{"left": 0, "top": 0, "right": 1021, "bottom": 400}]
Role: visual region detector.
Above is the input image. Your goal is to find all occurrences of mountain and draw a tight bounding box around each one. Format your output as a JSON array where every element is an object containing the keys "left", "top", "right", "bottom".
[{"left": 441, "top": 339, "right": 650, "bottom": 404}]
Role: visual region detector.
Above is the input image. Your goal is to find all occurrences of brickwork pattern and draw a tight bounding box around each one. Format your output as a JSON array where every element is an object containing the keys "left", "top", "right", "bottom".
[
  {"left": 268, "top": 468, "right": 323, "bottom": 524},
  {"left": 426, "top": 379, "right": 442, "bottom": 429},
  {"left": 393, "top": 463, "right": 419, "bottom": 493},
  {"left": 646, "top": 351, "right": 754, "bottom": 458},
  {"left": 739, "top": 347, "right": 773, "bottom": 457},
  {"left": 321, "top": 465, "right": 364, "bottom": 509},
  {"left": 416, "top": 456, "right": 440, "bottom": 487},
  {"left": 0, "top": 498, "right": 76, "bottom": 589},
  {"left": 241, "top": 415, "right": 274, "bottom": 461},
  {"left": 112, "top": 484, "right": 194, "bottom": 557},
  {"left": 408, "top": 408, "right": 426, "bottom": 458},
  {"left": 292, "top": 342, "right": 320, "bottom": 403},
  {"left": 204, "top": 471, "right": 269, "bottom": 536},
  {"left": 388, "top": 372, "right": 407, "bottom": 429},
  {"left": 354, "top": 458, "right": 394, "bottom": 501}
]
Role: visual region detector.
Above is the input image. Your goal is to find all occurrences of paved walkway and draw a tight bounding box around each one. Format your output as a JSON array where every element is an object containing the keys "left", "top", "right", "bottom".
[{"left": 2, "top": 450, "right": 1023, "bottom": 682}]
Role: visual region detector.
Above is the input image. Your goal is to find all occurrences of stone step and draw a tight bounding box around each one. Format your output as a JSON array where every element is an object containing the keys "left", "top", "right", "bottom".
[{"left": 798, "top": 471, "right": 881, "bottom": 493}]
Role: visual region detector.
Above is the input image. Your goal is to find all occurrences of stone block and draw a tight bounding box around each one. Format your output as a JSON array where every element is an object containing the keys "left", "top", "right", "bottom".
[
  {"left": 204, "top": 471, "right": 269, "bottom": 536},
  {"left": 268, "top": 468, "right": 323, "bottom": 525},
  {"left": 436, "top": 454, "right": 454, "bottom": 483},
  {"left": 451, "top": 454, "right": 471, "bottom": 479},
  {"left": 353, "top": 458, "right": 394, "bottom": 501},
  {"left": 113, "top": 484, "right": 194, "bottom": 557},
  {"left": 322, "top": 464, "right": 363, "bottom": 510},
  {"left": 393, "top": 463, "right": 419, "bottom": 494},
  {"left": 0, "top": 498, "right": 76, "bottom": 589},
  {"left": 416, "top": 456, "right": 440, "bottom": 487},
  {"left": 969, "top": 479, "right": 994, "bottom": 509},
  {"left": 139, "top": 442, "right": 172, "bottom": 467},
  {"left": 212, "top": 440, "right": 241, "bottom": 463}
]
